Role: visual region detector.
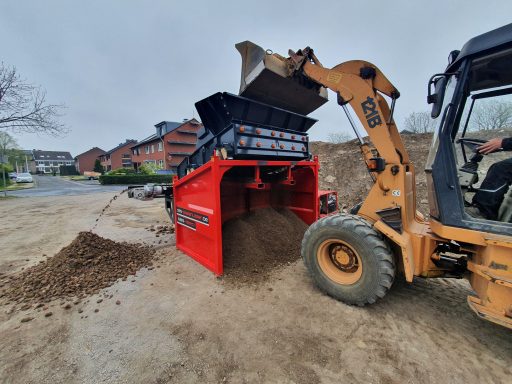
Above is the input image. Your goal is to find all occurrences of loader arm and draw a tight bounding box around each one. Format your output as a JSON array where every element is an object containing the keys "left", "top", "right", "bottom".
[
  {"left": 237, "top": 42, "right": 427, "bottom": 281},
  {"left": 299, "top": 56, "right": 409, "bottom": 165},
  {"left": 290, "top": 51, "right": 428, "bottom": 282}
]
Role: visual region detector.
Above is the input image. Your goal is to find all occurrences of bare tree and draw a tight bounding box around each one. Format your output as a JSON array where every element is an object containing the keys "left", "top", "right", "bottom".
[
  {"left": 327, "top": 132, "right": 352, "bottom": 144},
  {"left": 403, "top": 111, "right": 436, "bottom": 133},
  {"left": 0, "top": 63, "right": 67, "bottom": 136},
  {"left": 471, "top": 100, "right": 512, "bottom": 131}
]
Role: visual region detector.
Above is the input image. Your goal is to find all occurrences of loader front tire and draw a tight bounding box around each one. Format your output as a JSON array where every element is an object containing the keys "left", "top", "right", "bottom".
[{"left": 301, "top": 214, "right": 395, "bottom": 306}]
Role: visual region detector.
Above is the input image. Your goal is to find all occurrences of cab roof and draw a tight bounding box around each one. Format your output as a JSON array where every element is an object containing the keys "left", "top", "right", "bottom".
[{"left": 447, "top": 23, "right": 512, "bottom": 71}]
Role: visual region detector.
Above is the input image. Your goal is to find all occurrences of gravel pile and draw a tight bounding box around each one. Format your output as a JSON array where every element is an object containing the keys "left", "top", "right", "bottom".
[
  {"left": 0, "top": 231, "right": 155, "bottom": 306},
  {"left": 222, "top": 208, "right": 307, "bottom": 284}
]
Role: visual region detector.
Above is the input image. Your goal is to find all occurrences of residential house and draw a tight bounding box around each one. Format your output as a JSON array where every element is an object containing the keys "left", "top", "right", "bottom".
[
  {"left": 75, "top": 147, "right": 106, "bottom": 174},
  {"left": 32, "top": 150, "right": 74, "bottom": 174},
  {"left": 99, "top": 140, "right": 137, "bottom": 172},
  {"left": 131, "top": 119, "right": 201, "bottom": 174}
]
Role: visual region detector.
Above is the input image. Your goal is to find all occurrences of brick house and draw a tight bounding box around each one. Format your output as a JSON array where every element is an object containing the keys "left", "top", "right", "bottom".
[
  {"left": 75, "top": 147, "right": 106, "bottom": 174},
  {"left": 99, "top": 139, "right": 137, "bottom": 172},
  {"left": 131, "top": 119, "right": 201, "bottom": 173},
  {"left": 33, "top": 150, "right": 74, "bottom": 174}
]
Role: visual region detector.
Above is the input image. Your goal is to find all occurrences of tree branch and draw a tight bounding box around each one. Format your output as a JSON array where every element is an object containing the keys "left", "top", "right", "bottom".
[{"left": 0, "top": 62, "right": 67, "bottom": 136}]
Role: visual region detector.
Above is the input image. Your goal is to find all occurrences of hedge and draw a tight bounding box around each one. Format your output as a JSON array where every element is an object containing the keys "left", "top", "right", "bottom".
[
  {"left": 59, "top": 165, "right": 80, "bottom": 176},
  {"left": 99, "top": 174, "right": 174, "bottom": 185},
  {"left": 107, "top": 168, "right": 138, "bottom": 175}
]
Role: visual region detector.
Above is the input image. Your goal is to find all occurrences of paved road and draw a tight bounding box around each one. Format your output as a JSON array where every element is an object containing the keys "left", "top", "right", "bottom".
[{"left": 6, "top": 175, "right": 126, "bottom": 197}]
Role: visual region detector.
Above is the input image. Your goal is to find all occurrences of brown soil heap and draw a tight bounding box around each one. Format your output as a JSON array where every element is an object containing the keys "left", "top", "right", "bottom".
[
  {"left": 222, "top": 208, "right": 308, "bottom": 284},
  {"left": 310, "top": 133, "right": 434, "bottom": 215},
  {"left": 1, "top": 232, "right": 155, "bottom": 305}
]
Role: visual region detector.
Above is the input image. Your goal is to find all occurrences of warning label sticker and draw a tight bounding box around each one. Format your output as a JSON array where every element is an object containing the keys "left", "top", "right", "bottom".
[
  {"left": 326, "top": 71, "right": 342, "bottom": 84},
  {"left": 177, "top": 215, "right": 196, "bottom": 231},
  {"left": 176, "top": 207, "right": 209, "bottom": 230}
]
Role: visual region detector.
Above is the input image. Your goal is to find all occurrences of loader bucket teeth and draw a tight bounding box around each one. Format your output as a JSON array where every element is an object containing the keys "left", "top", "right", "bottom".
[{"left": 236, "top": 41, "right": 328, "bottom": 115}]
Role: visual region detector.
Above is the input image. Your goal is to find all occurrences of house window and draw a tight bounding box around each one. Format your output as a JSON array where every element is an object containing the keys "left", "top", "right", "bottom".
[
  {"left": 151, "top": 144, "right": 154, "bottom": 153},
  {"left": 158, "top": 142, "right": 163, "bottom": 152},
  {"left": 145, "top": 145, "right": 150, "bottom": 154},
  {"left": 158, "top": 160, "right": 164, "bottom": 167}
]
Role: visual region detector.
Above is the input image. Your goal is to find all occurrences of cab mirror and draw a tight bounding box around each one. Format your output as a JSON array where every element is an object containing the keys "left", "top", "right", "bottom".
[{"left": 427, "top": 74, "right": 448, "bottom": 118}]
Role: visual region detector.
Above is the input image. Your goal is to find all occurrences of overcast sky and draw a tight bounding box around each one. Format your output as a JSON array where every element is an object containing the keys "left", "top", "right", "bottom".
[{"left": 1, "top": 0, "right": 512, "bottom": 156}]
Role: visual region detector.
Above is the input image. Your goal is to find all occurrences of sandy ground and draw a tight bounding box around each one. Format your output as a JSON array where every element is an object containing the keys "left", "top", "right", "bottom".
[{"left": 0, "top": 193, "right": 511, "bottom": 384}]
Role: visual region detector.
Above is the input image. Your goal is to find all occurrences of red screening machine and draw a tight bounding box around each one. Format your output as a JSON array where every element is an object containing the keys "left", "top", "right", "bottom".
[{"left": 168, "top": 92, "right": 337, "bottom": 275}]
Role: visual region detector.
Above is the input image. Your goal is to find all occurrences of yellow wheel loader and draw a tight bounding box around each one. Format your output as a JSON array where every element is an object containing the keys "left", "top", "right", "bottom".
[{"left": 237, "top": 23, "right": 512, "bottom": 328}]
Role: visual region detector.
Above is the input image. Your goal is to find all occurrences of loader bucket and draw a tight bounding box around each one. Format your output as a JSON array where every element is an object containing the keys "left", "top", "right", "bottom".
[
  {"left": 173, "top": 157, "right": 320, "bottom": 275},
  {"left": 236, "top": 41, "right": 328, "bottom": 115}
]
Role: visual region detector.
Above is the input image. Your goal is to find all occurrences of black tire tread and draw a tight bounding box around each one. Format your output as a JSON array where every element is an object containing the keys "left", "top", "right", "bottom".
[{"left": 301, "top": 213, "right": 395, "bottom": 306}]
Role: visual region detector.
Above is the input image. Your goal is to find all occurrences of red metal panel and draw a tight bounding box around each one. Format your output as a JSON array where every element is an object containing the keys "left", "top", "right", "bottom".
[
  {"left": 174, "top": 159, "right": 223, "bottom": 275},
  {"left": 173, "top": 156, "right": 321, "bottom": 275}
]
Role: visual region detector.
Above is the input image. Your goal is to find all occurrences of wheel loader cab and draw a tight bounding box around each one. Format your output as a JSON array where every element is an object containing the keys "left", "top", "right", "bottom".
[{"left": 426, "top": 25, "right": 512, "bottom": 235}]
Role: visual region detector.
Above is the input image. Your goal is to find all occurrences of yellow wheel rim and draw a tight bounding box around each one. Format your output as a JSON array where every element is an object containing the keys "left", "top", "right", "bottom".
[{"left": 317, "top": 239, "right": 363, "bottom": 285}]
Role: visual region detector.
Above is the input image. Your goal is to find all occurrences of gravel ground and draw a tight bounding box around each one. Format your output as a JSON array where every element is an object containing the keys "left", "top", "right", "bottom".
[{"left": 0, "top": 192, "right": 511, "bottom": 384}]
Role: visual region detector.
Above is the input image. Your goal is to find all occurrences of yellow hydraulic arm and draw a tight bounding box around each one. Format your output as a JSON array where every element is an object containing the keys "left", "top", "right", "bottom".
[
  {"left": 287, "top": 48, "right": 409, "bottom": 168},
  {"left": 286, "top": 48, "right": 433, "bottom": 282}
]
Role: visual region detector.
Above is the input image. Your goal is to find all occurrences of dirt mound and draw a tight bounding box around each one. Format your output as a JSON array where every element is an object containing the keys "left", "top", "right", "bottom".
[
  {"left": 0, "top": 232, "right": 155, "bottom": 306},
  {"left": 311, "top": 133, "right": 434, "bottom": 214},
  {"left": 311, "top": 129, "right": 512, "bottom": 216},
  {"left": 222, "top": 208, "right": 307, "bottom": 285}
]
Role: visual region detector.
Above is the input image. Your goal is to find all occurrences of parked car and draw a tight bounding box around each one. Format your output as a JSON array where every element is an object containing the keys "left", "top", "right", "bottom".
[
  {"left": 16, "top": 173, "right": 33, "bottom": 183},
  {"left": 83, "top": 171, "right": 101, "bottom": 180},
  {"left": 8, "top": 172, "right": 17, "bottom": 180}
]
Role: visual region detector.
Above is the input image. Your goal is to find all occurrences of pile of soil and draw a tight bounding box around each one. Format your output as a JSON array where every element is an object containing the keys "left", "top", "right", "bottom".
[
  {"left": 222, "top": 208, "right": 307, "bottom": 284},
  {"left": 0, "top": 232, "right": 155, "bottom": 306},
  {"left": 311, "top": 129, "right": 512, "bottom": 216},
  {"left": 311, "top": 133, "right": 434, "bottom": 215}
]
